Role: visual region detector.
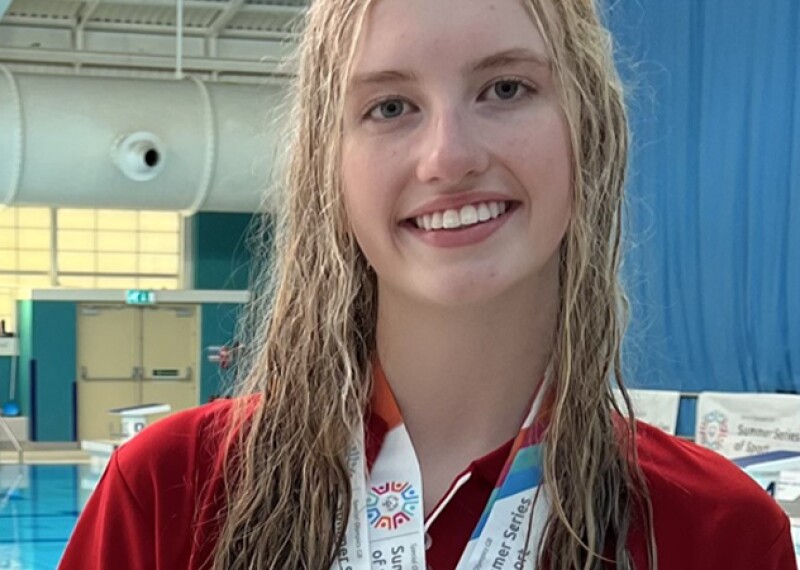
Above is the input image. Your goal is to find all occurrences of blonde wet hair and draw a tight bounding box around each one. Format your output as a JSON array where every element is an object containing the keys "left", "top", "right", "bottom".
[{"left": 213, "top": 0, "right": 656, "bottom": 569}]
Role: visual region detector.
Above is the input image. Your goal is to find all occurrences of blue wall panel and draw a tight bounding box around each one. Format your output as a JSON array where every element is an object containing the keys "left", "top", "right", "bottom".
[
  {"left": 199, "top": 303, "right": 243, "bottom": 403},
  {"left": 31, "top": 302, "right": 77, "bottom": 442},
  {"left": 0, "top": 357, "right": 12, "bottom": 410},
  {"left": 604, "top": 1, "right": 800, "bottom": 435}
]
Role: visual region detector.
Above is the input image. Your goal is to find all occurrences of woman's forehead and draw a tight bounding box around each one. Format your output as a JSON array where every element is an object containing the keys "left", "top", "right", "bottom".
[{"left": 350, "top": 0, "right": 549, "bottom": 74}]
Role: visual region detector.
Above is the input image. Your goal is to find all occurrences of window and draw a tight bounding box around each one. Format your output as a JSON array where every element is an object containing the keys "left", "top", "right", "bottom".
[
  {"left": 0, "top": 207, "right": 183, "bottom": 332},
  {"left": 56, "top": 209, "right": 181, "bottom": 280},
  {"left": 0, "top": 207, "right": 52, "bottom": 334}
]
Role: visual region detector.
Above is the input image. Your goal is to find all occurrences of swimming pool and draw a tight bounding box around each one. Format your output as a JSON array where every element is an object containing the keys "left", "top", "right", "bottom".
[{"left": 0, "top": 464, "right": 98, "bottom": 570}]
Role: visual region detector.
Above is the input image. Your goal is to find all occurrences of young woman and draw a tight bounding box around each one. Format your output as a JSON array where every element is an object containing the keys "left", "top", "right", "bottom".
[{"left": 60, "top": 0, "right": 794, "bottom": 568}]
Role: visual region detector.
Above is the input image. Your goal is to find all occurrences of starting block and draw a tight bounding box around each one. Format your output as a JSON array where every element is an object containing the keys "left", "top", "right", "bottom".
[
  {"left": 107, "top": 403, "right": 172, "bottom": 441},
  {"left": 80, "top": 403, "right": 173, "bottom": 496}
]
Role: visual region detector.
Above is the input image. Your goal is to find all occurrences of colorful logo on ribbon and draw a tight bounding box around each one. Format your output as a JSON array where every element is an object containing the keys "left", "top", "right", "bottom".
[
  {"left": 367, "top": 481, "right": 420, "bottom": 530},
  {"left": 698, "top": 410, "right": 729, "bottom": 450}
]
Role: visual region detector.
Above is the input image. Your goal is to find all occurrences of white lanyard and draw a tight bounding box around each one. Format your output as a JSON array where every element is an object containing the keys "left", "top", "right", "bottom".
[{"left": 333, "top": 384, "right": 550, "bottom": 570}]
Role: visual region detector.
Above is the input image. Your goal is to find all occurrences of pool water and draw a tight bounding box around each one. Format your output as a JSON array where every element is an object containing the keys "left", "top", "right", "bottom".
[{"left": 0, "top": 464, "right": 96, "bottom": 570}]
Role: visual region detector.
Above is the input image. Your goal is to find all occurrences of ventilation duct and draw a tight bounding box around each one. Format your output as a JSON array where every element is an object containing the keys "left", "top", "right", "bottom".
[{"left": 0, "top": 69, "right": 285, "bottom": 214}]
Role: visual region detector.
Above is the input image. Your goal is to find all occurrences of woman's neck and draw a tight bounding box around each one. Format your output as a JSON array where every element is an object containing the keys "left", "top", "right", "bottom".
[{"left": 375, "top": 265, "right": 559, "bottom": 465}]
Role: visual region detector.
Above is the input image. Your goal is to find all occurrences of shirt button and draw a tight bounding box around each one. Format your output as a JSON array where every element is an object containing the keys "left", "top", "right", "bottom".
[{"left": 425, "top": 532, "right": 433, "bottom": 550}]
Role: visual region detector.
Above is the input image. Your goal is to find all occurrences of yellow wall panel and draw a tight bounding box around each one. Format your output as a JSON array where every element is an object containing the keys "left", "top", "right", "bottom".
[
  {"left": 18, "top": 228, "right": 50, "bottom": 250},
  {"left": 140, "top": 254, "right": 179, "bottom": 275},
  {"left": 0, "top": 250, "right": 16, "bottom": 270},
  {"left": 137, "top": 277, "right": 179, "bottom": 290},
  {"left": 0, "top": 275, "right": 19, "bottom": 288},
  {"left": 0, "top": 209, "right": 16, "bottom": 227},
  {"left": 16, "top": 208, "right": 50, "bottom": 228},
  {"left": 59, "top": 276, "right": 97, "bottom": 288},
  {"left": 0, "top": 230, "right": 17, "bottom": 248},
  {"left": 96, "top": 277, "right": 138, "bottom": 289},
  {"left": 97, "top": 252, "right": 137, "bottom": 273},
  {"left": 58, "top": 230, "right": 95, "bottom": 251},
  {"left": 97, "top": 210, "right": 137, "bottom": 231},
  {"left": 139, "top": 212, "right": 180, "bottom": 232},
  {"left": 18, "top": 251, "right": 49, "bottom": 271},
  {"left": 18, "top": 275, "right": 51, "bottom": 288},
  {"left": 60, "top": 252, "right": 96, "bottom": 272},
  {"left": 139, "top": 232, "right": 179, "bottom": 254},
  {"left": 98, "top": 232, "right": 137, "bottom": 253},
  {"left": 58, "top": 209, "right": 96, "bottom": 229},
  {"left": 4, "top": 209, "right": 181, "bottom": 317}
]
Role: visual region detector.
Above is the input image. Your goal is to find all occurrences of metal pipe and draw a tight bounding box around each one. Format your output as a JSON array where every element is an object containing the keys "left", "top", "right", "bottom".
[
  {"left": 0, "top": 65, "right": 23, "bottom": 209},
  {"left": 182, "top": 76, "right": 216, "bottom": 215},
  {"left": 0, "top": 46, "right": 288, "bottom": 76},
  {"left": 176, "top": 0, "right": 184, "bottom": 80}
]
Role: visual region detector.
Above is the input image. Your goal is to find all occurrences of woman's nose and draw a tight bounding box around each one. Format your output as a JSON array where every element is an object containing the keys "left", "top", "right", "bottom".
[{"left": 414, "top": 108, "right": 490, "bottom": 186}]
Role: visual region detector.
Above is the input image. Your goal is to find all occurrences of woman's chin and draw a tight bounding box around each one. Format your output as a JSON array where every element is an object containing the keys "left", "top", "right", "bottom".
[{"left": 408, "top": 275, "right": 515, "bottom": 309}]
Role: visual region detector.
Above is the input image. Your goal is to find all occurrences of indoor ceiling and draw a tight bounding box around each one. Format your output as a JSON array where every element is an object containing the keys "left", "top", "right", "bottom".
[{"left": 0, "top": 0, "right": 309, "bottom": 81}]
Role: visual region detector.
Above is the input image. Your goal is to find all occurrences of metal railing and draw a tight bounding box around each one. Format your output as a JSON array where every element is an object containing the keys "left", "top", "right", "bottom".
[{"left": 0, "top": 416, "right": 23, "bottom": 464}]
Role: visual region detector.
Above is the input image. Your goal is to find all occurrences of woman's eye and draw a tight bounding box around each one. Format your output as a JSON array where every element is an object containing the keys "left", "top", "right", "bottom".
[
  {"left": 367, "top": 99, "right": 408, "bottom": 121},
  {"left": 483, "top": 79, "right": 531, "bottom": 101}
]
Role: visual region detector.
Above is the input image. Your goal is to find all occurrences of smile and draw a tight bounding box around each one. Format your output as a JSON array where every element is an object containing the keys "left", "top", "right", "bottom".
[
  {"left": 410, "top": 200, "right": 514, "bottom": 231},
  {"left": 402, "top": 200, "right": 519, "bottom": 248}
]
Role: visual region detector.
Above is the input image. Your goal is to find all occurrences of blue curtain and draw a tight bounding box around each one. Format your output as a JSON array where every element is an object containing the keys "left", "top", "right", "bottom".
[{"left": 605, "top": 1, "right": 800, "bottom": 434}]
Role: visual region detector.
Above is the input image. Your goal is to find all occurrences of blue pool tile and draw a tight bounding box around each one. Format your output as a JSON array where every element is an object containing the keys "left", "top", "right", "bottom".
[{"left": 0, "top": 464, "right": 98, "bottom": 570}]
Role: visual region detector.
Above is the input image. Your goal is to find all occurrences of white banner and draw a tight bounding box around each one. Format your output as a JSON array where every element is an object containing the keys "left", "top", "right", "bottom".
[
  {"left": 613, "top": 388, "right": 681, "bottom": 435},
  {"left": 695, "top": 392, "right": 800, "bottom": 458}
]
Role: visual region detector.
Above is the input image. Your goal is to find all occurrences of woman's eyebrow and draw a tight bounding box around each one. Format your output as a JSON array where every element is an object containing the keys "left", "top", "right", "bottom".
[
  {"left": 469, "top": 48, "right": 552, "bottom": 73},
  {"left": 349, "top": 48, "right": 551, "bottom": 90},
  {"left": 349, "top": 69, "right": 419, "bottom": 90}
]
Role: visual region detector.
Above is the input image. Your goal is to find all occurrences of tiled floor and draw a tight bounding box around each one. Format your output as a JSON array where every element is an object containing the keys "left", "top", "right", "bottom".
[{"left": 0, "top": 464, "right": 98, "bottom": 570}]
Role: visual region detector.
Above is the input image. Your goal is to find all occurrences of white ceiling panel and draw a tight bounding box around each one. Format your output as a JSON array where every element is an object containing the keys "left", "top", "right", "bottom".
[{"left": 0, "top": 0, "right": 305, "bottom": 78}]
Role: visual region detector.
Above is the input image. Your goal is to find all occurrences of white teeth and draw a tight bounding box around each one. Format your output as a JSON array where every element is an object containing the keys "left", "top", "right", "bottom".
[
  {"left": 459, "top": 205, "right": 478, "bottom": 226},
  {"left": 442, "top": 210, "right": 461, "bottom": 229},
  {"left": 413, "top": 200, "right": 510, "bottom": 230}
]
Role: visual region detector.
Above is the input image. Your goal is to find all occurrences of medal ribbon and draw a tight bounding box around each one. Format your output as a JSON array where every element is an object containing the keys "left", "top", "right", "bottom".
[{"left": 333, "top": 365, "right": 551, "bottom": 570}]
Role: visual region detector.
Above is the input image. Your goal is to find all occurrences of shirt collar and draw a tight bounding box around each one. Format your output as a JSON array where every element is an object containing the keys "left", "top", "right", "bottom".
[{"left": 364, "top": 359, "right": 514, "bottom": 486}]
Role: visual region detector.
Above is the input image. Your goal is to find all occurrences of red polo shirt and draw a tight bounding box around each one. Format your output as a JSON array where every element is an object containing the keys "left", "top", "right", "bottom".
[{"left": 61, "top": 391, "right": 795, "bottom": 569}]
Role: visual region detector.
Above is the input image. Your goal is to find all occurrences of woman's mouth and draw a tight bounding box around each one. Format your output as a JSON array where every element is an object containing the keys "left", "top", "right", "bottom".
[
  {"left": 400, "top": 200, "right": 519, "bottom": 248},
  {"left": 405, "top": 200, "right": 517, "bottom": 232}
]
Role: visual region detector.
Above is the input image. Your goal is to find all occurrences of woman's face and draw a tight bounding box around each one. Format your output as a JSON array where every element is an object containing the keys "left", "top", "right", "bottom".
[{"left": 341, "top": 0, "right": 572, "bottom": 307}]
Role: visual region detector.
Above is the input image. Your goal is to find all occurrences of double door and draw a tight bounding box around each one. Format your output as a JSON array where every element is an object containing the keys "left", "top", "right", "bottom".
[{"left": 77, "top": 303, "right": 199, "bottom": 440}]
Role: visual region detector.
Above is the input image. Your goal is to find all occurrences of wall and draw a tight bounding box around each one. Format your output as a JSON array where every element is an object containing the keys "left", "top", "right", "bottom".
[
  {"left": 32, "top": 302, "right": 77, "bottom": 441},
  {"left": 606, "top": 1, "right": 800, "bottom": 436},
  {"left": 0, "top": 356, "right": 13, "bottom": 411},
  {"left": 199, "top": 302, "right": 243, "bottom": 403},
  {"left": 10, "top": 296, "right": 247, "bottom": 441},
  {"left": 191, "top": 212, "right": 259, "bottom": 291},
  {"left": 191, "top": 212, "right": 270, "bottom": 401},
  {"left": 9, "top": 301, "right": 78, "bottom": 442},
  {"left": 17, "top": 300, "right": 33, "bottom": 426}
]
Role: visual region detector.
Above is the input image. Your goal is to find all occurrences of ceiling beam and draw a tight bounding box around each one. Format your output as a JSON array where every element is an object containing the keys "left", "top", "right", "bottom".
[
  {"left": 207, "top": 0, "right": 244, "bottom": 38},
  {"left": 0, "top": 45, "right": 292, "bottom": 77},
  {"left": 2, "top": 19, "right": 298, "bottom": 41}
]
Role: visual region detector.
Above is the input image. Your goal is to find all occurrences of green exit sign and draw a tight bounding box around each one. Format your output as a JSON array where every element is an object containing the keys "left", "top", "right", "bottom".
[{"left": 126, "top": 290, "right": 156, "bottom": 305}]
